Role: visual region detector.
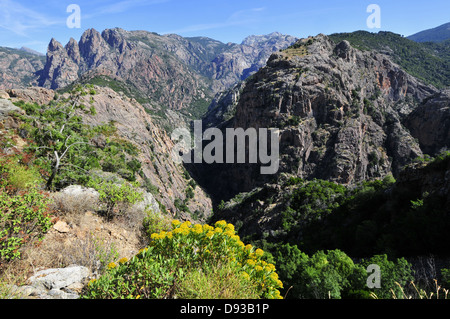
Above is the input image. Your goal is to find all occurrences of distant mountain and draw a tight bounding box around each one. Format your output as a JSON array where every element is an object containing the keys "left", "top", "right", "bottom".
[
  {"left": 36, "top": 28, "right": 296, "bottom": 120},
  {"left": 408, "top": 22, "right": 450, "bottom": 43},
  {"left": 0, "top": 46, "right": 45, "bottom": 89},
  {"left": 19, "top": 46, "right": 45, "bottom": 56}
]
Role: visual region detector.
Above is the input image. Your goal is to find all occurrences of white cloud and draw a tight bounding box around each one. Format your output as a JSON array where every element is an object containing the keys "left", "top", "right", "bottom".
[
  {"left": 0, "top": 0, "right": 63, "bottom": 36},
  {"left": 163, "top": 7, "right": 266, "bottom": 35}
]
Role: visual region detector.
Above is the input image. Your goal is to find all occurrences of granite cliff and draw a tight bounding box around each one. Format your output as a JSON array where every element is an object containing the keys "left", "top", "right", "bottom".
[{"left": 194, "top": 34, "right": 448, "bottom": 202}]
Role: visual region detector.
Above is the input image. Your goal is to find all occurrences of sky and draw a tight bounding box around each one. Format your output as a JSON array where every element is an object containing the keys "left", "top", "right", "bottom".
[{"left": 0, "top": 0, "right": 449, "bottom": 54}]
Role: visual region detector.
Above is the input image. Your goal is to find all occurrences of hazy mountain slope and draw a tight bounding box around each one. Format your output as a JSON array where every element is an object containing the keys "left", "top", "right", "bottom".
[
  {"left": 0, "top": 46, "right": 45, "bottom": 89},
  {"left": 408, "top": 22, "right": 450, "bottom": 43}
]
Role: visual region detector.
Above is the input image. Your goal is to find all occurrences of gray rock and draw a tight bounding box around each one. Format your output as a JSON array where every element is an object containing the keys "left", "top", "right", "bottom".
[
  {"left": 0, "top": 98, "right": 21, "bottom": 119},
  {"left": 47, "top": 289, "right": 79, "bottom": 299},
  {"left": 27, "top": 265, "right": 91, "bottom": 291}
]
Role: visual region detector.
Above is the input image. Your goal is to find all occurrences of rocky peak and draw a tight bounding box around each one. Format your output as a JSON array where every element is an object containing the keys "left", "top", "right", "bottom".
[
  {"left": 48, "top": 38, "right": 64, "bottom": 52},
  {"left": 65, "top": 37, "right": 81, "bottom": 64},
  {"left": 78, "top": 28, "right": 110, "bottom": 69},
  {"left": 39, "top": 38, "right": 79, "bottom": 89}
]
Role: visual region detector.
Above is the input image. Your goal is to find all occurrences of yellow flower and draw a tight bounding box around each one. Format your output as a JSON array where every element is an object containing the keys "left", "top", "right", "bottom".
[
  {"left": 215, "top": 220, "right": 227, "bottom": 228},
  {"left": 246, "top": 259, "right": 256, "bottom": 266},
  {"left": 255, "top": 265, "right": 263, "bottom": 272},
  {"left": 270, "top": 272, "right": 279, "bottom": 281},
  {"left": 107, "top": 262, "right": 116, "bottom": 269},
  {"left": 225, "top": 223, "right": 235, "bottom": 232},
  {"left": 150, "top": 233, "right": 160, "bottom": 240},
  {"left": 181, "top": 221, "right": 191, "bottom": 228},
  {"left": 206, "top": 231, "right": 214, "bottom": 238},
  {"left": 193, "top": 224, "right": 203, "bottom": 234},
  {"left": 224, "top": 230, "right": 234, "bottom": 237},
  {"left": 241, "top": 271, "right": 250, "bottom": 280},
  {"left": 245, "top": 244, "right": 253, "bottom": 251},
  {"left": 172, "top": 220, "right": 181, "bottom": 227},
  {"left": 276, "top": 280, "right": 284, "bottom": 289},
  {"left": 266, "top": 263, "right": 276, "bottom": 271},
  {"left": 214, "top": 227, "right": 223, "bottom": 233},
  {"left": 255, "top": 248, "right": 264, "bottom": 257},
  {"left": 203, "top": 224, "right": 213, "bottom": 232},
  {"left": 119, "top": 257, "right": 128, "bottom": 264},
  {"left": 88, "top": 279, "right": 96, "bottom": 287},
  {"left": 166, "top": 231, "right": 173, "bottom": 239}
]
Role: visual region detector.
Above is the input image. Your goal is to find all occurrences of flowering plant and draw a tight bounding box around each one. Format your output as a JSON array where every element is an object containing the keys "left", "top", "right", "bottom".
[{"left": 82, "top": 220, "right": 283, "bottom": 299}]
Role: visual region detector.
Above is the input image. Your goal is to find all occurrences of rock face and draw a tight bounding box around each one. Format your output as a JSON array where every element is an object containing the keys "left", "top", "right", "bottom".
[
  {"left": 405, "top": 89, "right": 450, "bottom": 155},
  {"left": 0, "top": 46, "right": 45, "bottom": 90},
  {"left": 35, "top": 28, "right": 296, "bottom": 112},
  {"left": 196, "top": 34, "right": 442, "bottom": 202}
]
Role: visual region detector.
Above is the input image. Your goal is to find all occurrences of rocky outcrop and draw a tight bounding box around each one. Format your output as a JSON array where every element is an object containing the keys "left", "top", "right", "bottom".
[
  {"left": 8, "top": 265, "right": 91, "bottom": 299},
  {"left": 196, "top": 34, "right": 440, "bottom": 202},
  {"left": 405, "top": 89, "right": 450, "bottom": 155},
  {"left": 39, "top": 38, "right": 80, "bottom": 89}
]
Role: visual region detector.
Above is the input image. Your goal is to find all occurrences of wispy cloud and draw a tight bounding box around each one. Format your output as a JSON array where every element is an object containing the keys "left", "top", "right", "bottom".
[
  {"left": 163, "top": 7, "right": 266, "bottom": 35},
  {"left": 83, "top": 0, "right": 170, "bottom": 18},
  {"left": 0, "top": 0, "right": 63, "bottom": 36}
]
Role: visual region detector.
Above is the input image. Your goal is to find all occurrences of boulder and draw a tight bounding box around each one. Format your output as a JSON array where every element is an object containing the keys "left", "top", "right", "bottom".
[
  {"left": 27, "top": 265, "right": 91, "bottom": 291},
  {"left": 0, "top": 98, "right": 21, "bottom": 119}
]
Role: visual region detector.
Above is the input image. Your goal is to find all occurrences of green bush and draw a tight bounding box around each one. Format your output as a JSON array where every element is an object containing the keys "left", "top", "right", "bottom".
[
  {"left": 87, "top": 178, "right": 143, "bottom": 220},
  {"left": 359, "top": 255, "right": 414, "bottom": 299},
  {"left": 0, "top": 187, "right": 53, "bottom": 262},
  {"left": 271, "top": 244, "right": 363, "bottom": 299},
  {"left": 82, "top": 220, "right": 283, "bottom": 299}
]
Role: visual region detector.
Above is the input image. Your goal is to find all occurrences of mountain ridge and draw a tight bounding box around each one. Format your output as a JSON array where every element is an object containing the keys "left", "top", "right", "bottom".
[{"left": 408, "top": 22, "right": 450, "bottom": 43}]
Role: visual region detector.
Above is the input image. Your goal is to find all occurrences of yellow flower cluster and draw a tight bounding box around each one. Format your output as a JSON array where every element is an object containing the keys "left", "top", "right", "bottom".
[
  {"left": 107, "top": 262, "right": 116, "bottom": 269},
  {"left": 145, "top": 219, "right": 284, "bottom": 299}
]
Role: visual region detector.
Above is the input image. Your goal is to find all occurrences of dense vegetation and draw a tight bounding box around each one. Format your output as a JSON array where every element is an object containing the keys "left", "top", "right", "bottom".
[
  {"left": 329, "top": 31, "right": 450, "bottom": 88},
  {"left": 211, "top": 152, "right": 450, "bottom": 299}
]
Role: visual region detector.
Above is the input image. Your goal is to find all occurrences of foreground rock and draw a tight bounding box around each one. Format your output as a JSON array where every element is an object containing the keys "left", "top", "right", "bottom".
[{"left": 10, "top": 265, "right": 91, "bottom": 299}]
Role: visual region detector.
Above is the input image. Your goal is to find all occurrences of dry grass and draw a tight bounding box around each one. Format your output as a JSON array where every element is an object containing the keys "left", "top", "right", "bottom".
[{"left": 389, "top": 280, "right": 450, "bottom": 299}]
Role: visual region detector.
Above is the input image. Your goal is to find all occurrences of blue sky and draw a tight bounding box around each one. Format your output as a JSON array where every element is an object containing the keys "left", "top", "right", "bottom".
[{"left": 1, "top": 0, "right": 449, "bottom": 54}]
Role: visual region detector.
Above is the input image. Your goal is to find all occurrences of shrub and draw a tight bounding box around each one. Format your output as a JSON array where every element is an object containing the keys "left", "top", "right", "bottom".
[
  {"left": 87, "top": 178, "right": 143, "bottom": 220},
  {"left": 81, "top": 220, "right": 283, "bottom": 299},
  {"left": 272, "top": 245, "right": 362, "bottom": 299},
  {"left": 142, "top": 209, "right": 172, "bottom": 240},
  {"left": 359, "top": 254, "right": 414, "bottom": 299},
  {"left": 0, "top": 187, "right": 53, "bottom": 262}
]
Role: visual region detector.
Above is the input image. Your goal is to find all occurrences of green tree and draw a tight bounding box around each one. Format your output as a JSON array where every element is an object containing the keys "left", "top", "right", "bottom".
[{"left": 21, "top": 85, "right": 98, "bottom": 190}]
